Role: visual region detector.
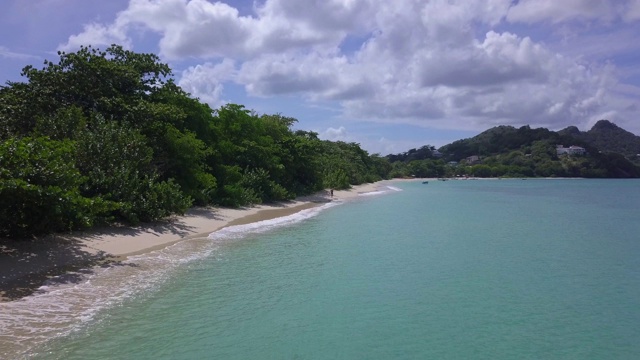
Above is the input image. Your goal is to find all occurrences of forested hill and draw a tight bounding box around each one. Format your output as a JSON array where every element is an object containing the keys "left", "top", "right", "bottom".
[
  {"left": 385, "top": 124, "right": 640, "bottom": 179},
  {"left": 0, "top": 46, "right": 390, "bottom": 238},
  {"left": 559, "top": 120, "right": 640, "bottom": 164}
]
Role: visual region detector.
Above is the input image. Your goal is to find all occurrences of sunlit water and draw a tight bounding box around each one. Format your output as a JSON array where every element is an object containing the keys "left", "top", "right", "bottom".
[{"left": 2, "top": 179, "right": 640, "bottom": 359}]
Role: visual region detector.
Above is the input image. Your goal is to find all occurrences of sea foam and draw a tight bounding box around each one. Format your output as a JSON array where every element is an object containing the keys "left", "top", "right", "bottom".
[
  {"left": 358, "top": 185, "right": 403, "bottom": 196},
  {"left": 208, "top": 201, "right": 340, "bottom": 241}
]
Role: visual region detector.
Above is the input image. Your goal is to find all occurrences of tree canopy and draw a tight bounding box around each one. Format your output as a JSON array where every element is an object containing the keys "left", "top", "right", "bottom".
[{"left": 0, "top": 45, "right": 387, "bottom": 238}]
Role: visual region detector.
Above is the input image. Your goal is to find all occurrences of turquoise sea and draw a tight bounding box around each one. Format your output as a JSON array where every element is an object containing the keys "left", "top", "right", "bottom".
[{"left": 2, "top": 179, "right": 640, "bottom": 359}]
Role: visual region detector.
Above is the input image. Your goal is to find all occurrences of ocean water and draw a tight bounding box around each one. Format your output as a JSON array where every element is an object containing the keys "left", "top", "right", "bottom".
[{"left": 3, "top": 179, "right": 640, "bottom": 359}]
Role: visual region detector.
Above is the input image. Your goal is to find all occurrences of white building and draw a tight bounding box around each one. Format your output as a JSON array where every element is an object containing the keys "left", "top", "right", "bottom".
[{"left": 556, "top": 145, "right": 586, "bottom": 156}]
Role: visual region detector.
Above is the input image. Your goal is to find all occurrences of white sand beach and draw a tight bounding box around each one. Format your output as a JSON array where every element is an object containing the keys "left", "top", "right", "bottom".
[
  {"left": 0, "top": 181, "right": 395, "bottom": 301},
  {"left": 81, "top": 181, "right": 389, "bottom": 257}
]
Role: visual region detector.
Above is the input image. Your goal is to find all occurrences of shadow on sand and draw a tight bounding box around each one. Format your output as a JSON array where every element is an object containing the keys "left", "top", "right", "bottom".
[
  {"left": 0, "top": 235, "right": 115, "bottom": 301},
  {"left": 0, "top": 207, "right": 229, "bottom": 302},
  {"left": 0, "top": 197, "right": 333, "bottom": 302}
]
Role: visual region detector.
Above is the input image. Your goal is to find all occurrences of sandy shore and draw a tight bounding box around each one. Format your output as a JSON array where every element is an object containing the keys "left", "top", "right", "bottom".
[{"left": 0, "top": 181, "right": 392, "bottom": 301}]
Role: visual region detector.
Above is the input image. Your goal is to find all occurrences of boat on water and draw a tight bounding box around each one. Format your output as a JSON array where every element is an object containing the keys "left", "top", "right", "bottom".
[{"left": 422, "top": 181, "right": 429, "bottom": 184}]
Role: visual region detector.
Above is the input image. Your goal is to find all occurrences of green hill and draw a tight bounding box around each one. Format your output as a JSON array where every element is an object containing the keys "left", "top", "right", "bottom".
[
  {"left": 559, "top": 120, "right": 640, "bottom": 164},
  {"left": 387, "top": 124, "right": 640, "bottom": 178}
]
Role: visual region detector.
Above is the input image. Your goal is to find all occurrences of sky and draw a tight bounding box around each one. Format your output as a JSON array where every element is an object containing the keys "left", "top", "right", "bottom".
[{"left": 1, "top": 0, "right": 640, "bottom": 155}]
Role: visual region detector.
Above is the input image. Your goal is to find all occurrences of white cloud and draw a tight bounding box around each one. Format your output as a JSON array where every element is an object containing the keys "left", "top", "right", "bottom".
[
  {"left": 507, "top": 0, "right": 616, "bottom": 24},
  {"left": 256, "top": 0, "right": 374, "bottom": 32},
  {"left": 329, "top": 8, "right": 616, "bottom": 131},
  {"left": 237, "top": 50, "right": 376, "bottom": 101},
  {"left": 507, "top": 0, "right": 640, "bottom": 24},
  {"left": 418, "top": 31, "right": 549, "bottom": 87},
  {"left": 152, "top": 0, "right": 253, "bottom": 59},
  {"left": 321, "top": 126, "right": 348, "bottom": 141},
  {"left": 178, "top": 58, "right": 236, "bottom": 106},
  {"left": 58, "top": 0, "right": 640, "bottom": 135},
  {"left": 60, "top": 0, "right": 363, "bottom": 59},
  {"left": 253, "top": 0, "right": 374, "bottom": 46},
  {"left": 60, "top": 18, "right": 131, "bottom": 51}
]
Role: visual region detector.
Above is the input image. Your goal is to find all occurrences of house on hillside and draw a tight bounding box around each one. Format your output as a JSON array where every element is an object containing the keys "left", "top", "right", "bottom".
[
  {"left": 556, "top": 145, "right": 586, "bottom": 156},
  {"left": 465, "top": 155, "right": 481, "bottom": 164}
]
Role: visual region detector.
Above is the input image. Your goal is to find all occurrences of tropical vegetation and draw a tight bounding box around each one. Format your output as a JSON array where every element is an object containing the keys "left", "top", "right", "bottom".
[
  {"left": 1, "top": 45, "right": 639, "bottom": 239},
  {"left": 0, "top": 46, "right": 386, "bottom": 238}
]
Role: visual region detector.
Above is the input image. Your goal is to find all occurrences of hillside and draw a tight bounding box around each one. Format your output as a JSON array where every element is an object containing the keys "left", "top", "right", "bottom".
[
  {"left": 387, "top": 123, "right": 640, "bottom": 178},
  {"left": 559, "top": 120, "right": 640, "bottom": 164}
]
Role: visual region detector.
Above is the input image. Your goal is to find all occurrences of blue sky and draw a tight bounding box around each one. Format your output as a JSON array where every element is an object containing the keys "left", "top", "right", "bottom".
[{"left": 2, "top": 0, "right": 640, "bottom": 155}]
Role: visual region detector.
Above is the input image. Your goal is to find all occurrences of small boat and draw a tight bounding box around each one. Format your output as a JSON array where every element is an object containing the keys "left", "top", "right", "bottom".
[{"left": 422, "top": 181, "right": 429, "bottom": 184}]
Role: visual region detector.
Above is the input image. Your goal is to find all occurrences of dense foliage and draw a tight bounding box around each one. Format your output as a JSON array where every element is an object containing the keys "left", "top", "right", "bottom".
[{"left": 0, "top": 46, "right": 386, "bottom": 238}]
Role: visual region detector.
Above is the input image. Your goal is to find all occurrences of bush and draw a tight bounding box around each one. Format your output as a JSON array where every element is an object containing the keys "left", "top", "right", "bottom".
[
  {"left": 0, "top": 137, "right": 110, "bottom": 237},
  {"left": 241, "top": 167, "right": 291, "bottom": 203},
  {"left": 116, "top": 176, "right": 192, "bottom": 224},
  {"left": 75, "top": 115, "right": 192, "bottom": 224}
]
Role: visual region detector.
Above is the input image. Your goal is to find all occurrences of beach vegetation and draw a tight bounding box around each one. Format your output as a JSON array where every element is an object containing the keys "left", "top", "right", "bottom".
[
  {"left": 0, "top": 136, "right": 112, "bottom": 237},
  {"left": 0, "top": 45, "right": 386, "bottom": 238}
]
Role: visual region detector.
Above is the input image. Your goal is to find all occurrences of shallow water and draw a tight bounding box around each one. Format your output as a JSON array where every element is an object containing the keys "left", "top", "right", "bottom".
[{"left": 3, "top": 180, "right": 640, "bottom": 359}]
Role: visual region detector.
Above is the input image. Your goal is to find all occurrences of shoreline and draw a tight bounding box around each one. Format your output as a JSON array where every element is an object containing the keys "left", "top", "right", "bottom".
[
  {"left": 1, "top": 176, "right": 591, "bottom": 301},
  {"left": 0, "top": 181, "right": 395, "bottom": 302}
]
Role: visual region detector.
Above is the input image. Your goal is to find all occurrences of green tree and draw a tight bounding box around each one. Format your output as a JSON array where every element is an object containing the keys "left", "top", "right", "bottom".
[
  {"left": 0, "top": 45, "right": 399, "bottom": 238},
  {"left": 0, "top": 137, "right": 112, "bottom": 237},
  {"left": 75, "top": 115, "right": 190, "bottom": 223}
]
